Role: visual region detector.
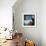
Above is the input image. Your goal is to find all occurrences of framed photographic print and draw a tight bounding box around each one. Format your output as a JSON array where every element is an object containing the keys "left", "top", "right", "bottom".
[{"left": 22, "top": 13, "right": 36, "bottom": 27}]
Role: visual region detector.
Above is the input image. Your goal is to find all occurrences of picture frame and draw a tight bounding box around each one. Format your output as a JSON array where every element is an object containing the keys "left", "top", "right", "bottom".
[{"left": 22, "top": 13, "right": 36, "bottom": 27}]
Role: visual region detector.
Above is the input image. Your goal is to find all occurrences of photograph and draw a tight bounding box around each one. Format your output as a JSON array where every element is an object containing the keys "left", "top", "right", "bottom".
[{"left": 22, "top": 14, "right": 36, "bottom": 27}]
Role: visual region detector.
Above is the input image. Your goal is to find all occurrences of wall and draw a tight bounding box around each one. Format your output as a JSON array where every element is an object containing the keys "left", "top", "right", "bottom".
[
  {"left": 13, "top": 0, "right": 41, "bottom": 46},
  {"left": 0, "top": 0, "right": 16, "bottom": 30},
  {"left": 41, "top": 0, "right": 46, "bottom": 46}
]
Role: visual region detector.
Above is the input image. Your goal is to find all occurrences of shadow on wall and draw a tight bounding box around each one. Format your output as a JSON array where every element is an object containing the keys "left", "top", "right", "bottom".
[{"left": 12, "top": 0, "right": 41, "bottom": 46}]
